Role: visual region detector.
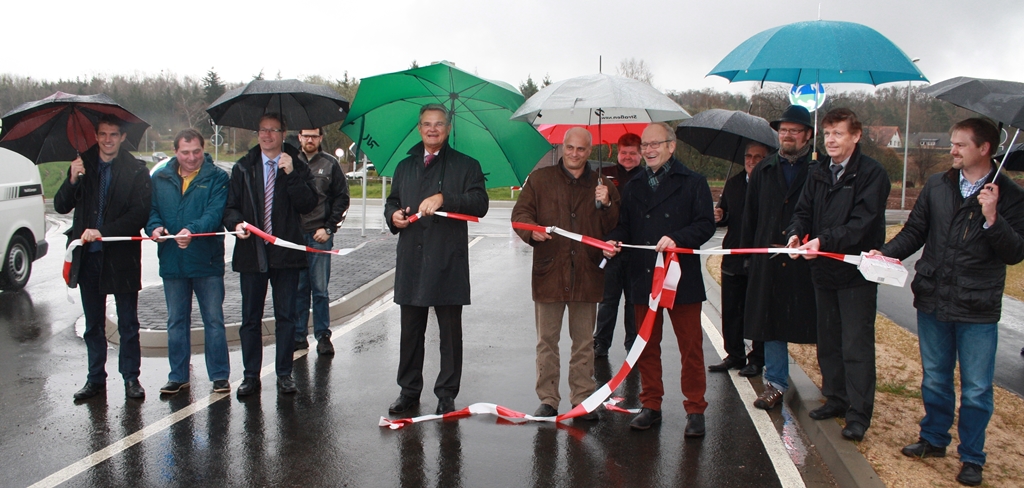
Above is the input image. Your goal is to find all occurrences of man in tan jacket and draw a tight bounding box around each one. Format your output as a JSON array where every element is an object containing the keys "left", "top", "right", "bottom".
[{"left": 512, "top": 127, "right": 620, "bottom": 419}]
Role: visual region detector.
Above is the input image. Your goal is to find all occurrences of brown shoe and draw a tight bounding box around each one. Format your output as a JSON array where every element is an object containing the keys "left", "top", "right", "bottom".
[{"left": 753, "top": 384, "right": 784, "bottom": 410}]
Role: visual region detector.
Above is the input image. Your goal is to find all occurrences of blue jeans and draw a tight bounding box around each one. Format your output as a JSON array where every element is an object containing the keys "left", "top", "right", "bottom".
[
  {"left": 764, "top": 340, "right": 789, "bottom": 391},
  {"left": 164, "top": 275, "right": 229, "bottom": 383},
  {"left": 917, "top": 310, "right": 997, "bottom": 466},
  {"left": 295, "top": 233, "right": 333, "bottom": 342}
]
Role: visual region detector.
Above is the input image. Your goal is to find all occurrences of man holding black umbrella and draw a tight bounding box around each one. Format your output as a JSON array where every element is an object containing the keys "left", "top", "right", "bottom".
[
  {"left": 385, "top": 104, "right": 489, "bottom": 416},
  {"left": 739, "top": 105, "right": 818, "bottom": 411},
  {"left": 54, "top": 114, "right": 152, "bottom": 401},
  {"left": 223, "top": 113, "right": 317, "bottom": 397}
]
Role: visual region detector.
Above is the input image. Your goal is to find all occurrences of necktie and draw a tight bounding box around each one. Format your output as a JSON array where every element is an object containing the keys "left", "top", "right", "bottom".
[
  {"left": 830, "top": 163, "right": 843, "bottom": 184},
  {"left": 264, "top": 161, "right": 276, "bottom": 234},
  {"left": 424, "top": 153, "right": 435, "bottom": 167},
  {"left": 91, "top": 162, "right": 111, "bottom": 252}
]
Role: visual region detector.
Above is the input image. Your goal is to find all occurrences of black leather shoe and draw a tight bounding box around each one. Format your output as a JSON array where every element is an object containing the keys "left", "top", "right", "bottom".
[
  {"left": 533, "top": 403, "right": 558, "bottom": 417},
  {"left": 212, "top": 380, "right": 231, "bottom": 393},
  {"left": 295, "top": 339, "right": 309, "bottom": 350},
  {"left": 573, "top": 404, "right": 599, "bottom": 421},
  {"left": 389, "top": 395, "right": 420, "bottom": 415},
  {"left": 809, "top": 402, "right": 847, "bottom": 420},
  {"left": 738, "top": 363, "right": 763, "bottom": 377},
  {"left": 594, "top": 342, "right": 610, "bottom": 358},
  {"left": 159, "top": 381, "right": 189, "bottom": 395},
  {"left": 901, "top": 438, "right": 946, "bottom": 458},
  {"left": 956, "top": 462, "right": 983, "bottom": 486},
  {"left": 436, "top": 397, "right": 455, "bottom": 415},
  {"left": 125, "top": 380, "right": 145, "bottom": 399},
  {"left": 685, "top": 413, "right": 706, "bottom": 437},
  {"left": 629, "top": 408, "right": 662, "bottom": 430},
  {"left": 236, "top": 378, "right": 261, "bottom": 397},
  {"left": 277, "top": 375, "right": 297, "bottom": 394},
  {"left": 841, "top": 421, "right": 867, "bottom": 441},
  {"left": 317, "top": 337, "right": 335, "bottom": 355},
  {"left": 708, "top": 356, "right": 745, "bottom": 372},
  {"left": 73, "top": 382, "right": 105, "bottom": 400}
]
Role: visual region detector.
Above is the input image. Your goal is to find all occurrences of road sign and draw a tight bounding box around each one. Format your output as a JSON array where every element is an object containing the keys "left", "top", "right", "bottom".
[{"left": 789, "top": 83, "right": 826, "bottom": 112}]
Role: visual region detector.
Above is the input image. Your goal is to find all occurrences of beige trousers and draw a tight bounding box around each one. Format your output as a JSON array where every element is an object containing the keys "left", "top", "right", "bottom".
[{"left": 535, "top": 301, "right": 597, "bottom": 408}]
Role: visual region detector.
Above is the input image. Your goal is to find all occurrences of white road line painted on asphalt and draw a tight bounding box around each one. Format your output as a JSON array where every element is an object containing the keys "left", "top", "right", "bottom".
[
  {"left": 31, "top": 236, "right": 488, "bottom": 488},
  {"left": 700, "top": 312, "right": 806, "bottom": 488}
]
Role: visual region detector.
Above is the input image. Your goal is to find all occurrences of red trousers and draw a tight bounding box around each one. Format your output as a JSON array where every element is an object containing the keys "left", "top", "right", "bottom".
[{"left": 633, "top": 302, "right": 707, "bottom": 413}]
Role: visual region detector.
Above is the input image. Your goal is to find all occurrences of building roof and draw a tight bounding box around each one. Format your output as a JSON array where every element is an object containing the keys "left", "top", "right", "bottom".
[{"left": 865, "top": 126, "right": 901, "bottom": 146}]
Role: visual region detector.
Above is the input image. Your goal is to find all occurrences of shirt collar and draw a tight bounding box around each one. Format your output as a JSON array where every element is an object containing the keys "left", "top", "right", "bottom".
[{"left": 261, "top": 153, "right": 281, "bottom": 166}]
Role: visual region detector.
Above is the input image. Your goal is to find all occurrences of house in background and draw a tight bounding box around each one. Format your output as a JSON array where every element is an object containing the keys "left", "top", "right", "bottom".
[
  {"left": 908, "top": 132, "right": 952, "bottom": 150},
  {"left": 865, "top": 126, "right": 902, "bottom": 148}
]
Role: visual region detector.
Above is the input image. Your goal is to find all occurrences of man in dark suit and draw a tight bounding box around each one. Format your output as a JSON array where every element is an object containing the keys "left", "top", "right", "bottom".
[
  {"left": 54, "top": 114, "right": 152, "bottom": 401},
  {"left": 604, "top": 122, "right": 716, "bottom": 435},
  {"left": 384, "top": 104, "right": 489, "bottom": 416},
  {"left": 708, "top": 141, "right": 768, "bottom": 374}
]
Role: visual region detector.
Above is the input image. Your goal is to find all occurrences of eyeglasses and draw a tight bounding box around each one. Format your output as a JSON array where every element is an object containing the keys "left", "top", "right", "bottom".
[
  {"left": 256, "top": 128, "right": 284, "bottom": 134},
  {"left": 640, "top": 140, "right": 672, "bottom": 149},
  {"left": 299, "top": 134, "right": 322, "bottom": 139},
  {"left": 419, "top": 122, "right": 448, "bottom": 129},
  {"left": 778, "top": 128, "right": 807, "bottom": 135}
]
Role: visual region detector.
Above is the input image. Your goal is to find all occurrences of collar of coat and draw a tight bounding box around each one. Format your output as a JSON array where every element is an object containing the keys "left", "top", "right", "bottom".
[
  {"left": 555, "top": 157, "right": 600, "bottom": 183},
  {"left": 761, "top": 147, "right": 812, "bottom": 170},
  {"left": 812, "top": 143, "right": 865, "bottom": 184},
  {"left": 407, "top": 139, "right": 452, "bottom": 163},
  {"left": 80, "top": 144, "right": 141, "bottom": 168},
  {"left": 942, "top": 160, "right": 999, "bottom": 196},
  {"left": 300, "top": 150, "right": 338, "bottom": 166},
  {"left": 237, "top": 142, "right": 300, "bottom": 169}
]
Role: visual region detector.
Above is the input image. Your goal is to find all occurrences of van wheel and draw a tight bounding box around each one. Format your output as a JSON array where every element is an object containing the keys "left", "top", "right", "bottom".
[{"left": 0, "top": 235, "right": 32, "bottom": 291}]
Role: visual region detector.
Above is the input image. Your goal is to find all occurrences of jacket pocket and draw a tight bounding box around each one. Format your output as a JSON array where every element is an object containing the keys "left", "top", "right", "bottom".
[
  {"left": 955, "top": 274, "right": 1003, "bottom": 313},
  {"left": 533, "top": 257, "right": 555, "bottom": 278},
  {"left": 910, "top": 260, "right": 936, "bottom": 298}
]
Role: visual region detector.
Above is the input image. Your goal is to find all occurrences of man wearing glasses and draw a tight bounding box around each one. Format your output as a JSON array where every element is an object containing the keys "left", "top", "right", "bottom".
[
  {"left": 293, "top": 127, "right": 350, "bottom": 355},
  {"left": 385, "top": 104, "right": 488, "bottom": 416},
  {"left": 604, "top": 123, "right": 716, "bottom": 435},
  {"left": 223, "top": 113, "right": 317, "bottom": 397},
  {"left": 740, "top": 106, "right": 818, "bottom": 414}
]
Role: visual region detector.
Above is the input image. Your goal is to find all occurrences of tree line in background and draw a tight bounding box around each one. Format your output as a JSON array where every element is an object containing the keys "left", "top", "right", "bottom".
[{"left": 0, "top": 63, "right": 975, "bottom": 186}]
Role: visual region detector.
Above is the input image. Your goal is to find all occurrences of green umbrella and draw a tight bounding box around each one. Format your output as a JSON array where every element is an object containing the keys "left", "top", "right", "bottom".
[{"left": 341, "top": 61, "right": 551, "bottom": 188}]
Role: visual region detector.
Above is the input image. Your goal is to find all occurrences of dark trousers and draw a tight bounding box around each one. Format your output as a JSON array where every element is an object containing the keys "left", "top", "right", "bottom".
[
  {"left": 594, "top": 256, "right": 636, "bottom": 351},
  {"left": 239, "top": 268, "right": 300, "bottom": 378},
  {"left": 79, "top": 251, "right": 141, "bottom": 384},
  {"left": 721, "top": 273, "right": 763, "bottom": 366},
  {"left": 397, "top": 305, "right": 463, "bottom": 400},
  {"left": 815, "top": 282, "right": 878, "bottom": 427},
  {"left": 634, "top": 302, "right": 707, "bottom": 413}
]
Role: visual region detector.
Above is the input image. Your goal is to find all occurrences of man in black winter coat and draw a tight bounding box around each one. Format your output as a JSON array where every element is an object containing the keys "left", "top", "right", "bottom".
[
  {"left": 873, "top": 118, "right": 1024, "bottom": 487},
  {"left": 787, "top": 108, "right": 890, "bottom": 442},
  {"left": 708, "top": 141, "right": 767, "bottom": 374},
  {"left": 54, "top": 114, "right": 152, "bottom": 401},
  {"left": 222, "top": 113, "right": 317, "bottom": 398},
  {"left": 384, "top": 104, "right": 489, "bottom": 417}
]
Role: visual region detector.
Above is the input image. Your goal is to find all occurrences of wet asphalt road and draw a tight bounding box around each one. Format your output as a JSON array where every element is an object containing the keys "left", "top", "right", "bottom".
[{"left": 0, "top": 206, "right": 831, "bottom": 488}]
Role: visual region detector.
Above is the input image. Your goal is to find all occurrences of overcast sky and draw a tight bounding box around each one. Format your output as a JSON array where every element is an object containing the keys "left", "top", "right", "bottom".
[{"left": 5, "top": 0, "right": 1022, "bottom": 96}]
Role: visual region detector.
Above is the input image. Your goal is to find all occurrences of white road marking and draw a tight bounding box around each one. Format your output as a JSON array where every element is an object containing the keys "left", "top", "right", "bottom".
[
  {"left": 700, "top": 312, "right": 806, "bottom": 488},
  {"left": 31, "top": 236, "right": 489, "bottom": 487}
]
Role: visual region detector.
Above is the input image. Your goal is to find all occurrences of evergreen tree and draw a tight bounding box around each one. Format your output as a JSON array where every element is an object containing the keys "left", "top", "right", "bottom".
[{"left": 202, "top": 68, "right": 225, "bottom": 104}]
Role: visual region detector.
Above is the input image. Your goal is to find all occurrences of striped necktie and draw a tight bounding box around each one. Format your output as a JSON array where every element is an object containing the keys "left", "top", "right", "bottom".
[{"left": 264, "top": 160, "right": 276, "bottom": 234}]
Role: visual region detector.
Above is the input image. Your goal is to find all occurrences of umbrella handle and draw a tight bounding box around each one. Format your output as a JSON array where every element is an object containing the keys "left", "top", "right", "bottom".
[{"left": 595, "top": 178, "right": 604, "bottom": 209}]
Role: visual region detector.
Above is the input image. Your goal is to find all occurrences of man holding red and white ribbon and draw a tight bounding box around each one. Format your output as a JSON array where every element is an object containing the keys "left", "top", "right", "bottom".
[
  {"left": 604, "top": 122, "right": 716, "bottom": 435},
  {"left": 222, "top": 113, "right": 318, "bottom": 398},
  {"left": 384, "top": 104, "right": 489, "bottom": 417},
  {"left": 511, "top": 127, "right": 620, "bottom": 420}
]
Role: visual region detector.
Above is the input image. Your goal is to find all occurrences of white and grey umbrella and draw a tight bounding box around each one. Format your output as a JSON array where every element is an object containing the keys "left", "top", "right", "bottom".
[{"left": 510, "top": 74, "right": 691, "bottom": 125}]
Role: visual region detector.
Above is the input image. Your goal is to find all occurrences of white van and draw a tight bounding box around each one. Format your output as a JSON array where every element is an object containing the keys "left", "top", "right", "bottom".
[{"left": 0, "top": 148, "right": 47, "bottom": 290}]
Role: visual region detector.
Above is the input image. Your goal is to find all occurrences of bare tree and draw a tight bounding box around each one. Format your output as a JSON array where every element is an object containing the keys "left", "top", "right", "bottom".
[
  {"left": 617, "top": 58, "right": 653, "bottom": 84},
  {"left": 914, "top": 147, "right": 946, "bottom": 185}
]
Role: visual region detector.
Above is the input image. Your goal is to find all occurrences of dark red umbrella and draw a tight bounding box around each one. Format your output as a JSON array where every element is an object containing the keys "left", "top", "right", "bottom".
[{"left": 0, "top": 92, "right": 149, "bottom": 164}]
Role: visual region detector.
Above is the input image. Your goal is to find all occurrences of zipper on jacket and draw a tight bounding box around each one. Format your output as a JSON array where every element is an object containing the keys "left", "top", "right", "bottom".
[{"left": 963, "top": 211, "right": 972, "bottom": 241}]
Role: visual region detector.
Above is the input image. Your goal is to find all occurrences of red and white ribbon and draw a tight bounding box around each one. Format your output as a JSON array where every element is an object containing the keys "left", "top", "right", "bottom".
[
  {"left": 406, "top": 211, "right": 480, "bottom": 224},
  {"left": 379, "top": 251, "right": 680, "bottom": 429}
]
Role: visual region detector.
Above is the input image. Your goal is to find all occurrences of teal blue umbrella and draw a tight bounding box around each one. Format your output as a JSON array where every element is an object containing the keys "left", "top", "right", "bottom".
[
  {"left": 341, "top": 61, "right": 551, "bottom": 188},
  {"left": 708, "top": 20, "right": 927, "bottom": 86}
]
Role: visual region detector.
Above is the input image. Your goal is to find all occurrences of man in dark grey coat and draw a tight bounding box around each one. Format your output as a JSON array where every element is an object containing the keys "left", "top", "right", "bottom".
[
  {"left": 873, "top": 118, "right": 1024, "bottom": 487},
  {"left": 787, "top": 108, "right": 890, "bottom": 442},
  {"left": 54, "top": 114, "right": 152, "bottom": 401},
  {"left": 384, "top": 104, "right": 489, "bottom": 416},
  {"left": 740, "top": 106, "right": 819, "bottom": 412}
]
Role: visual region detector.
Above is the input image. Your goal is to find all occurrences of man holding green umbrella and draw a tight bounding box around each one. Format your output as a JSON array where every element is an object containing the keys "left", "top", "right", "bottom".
[{"left": 385, "top": 104, "right": 489, "bottom": 416}]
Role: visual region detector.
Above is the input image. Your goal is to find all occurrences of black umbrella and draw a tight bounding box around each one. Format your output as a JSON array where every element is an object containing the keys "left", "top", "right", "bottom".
[
  {"left": 0, "top": 92, "right": 149, "bottom": 164},
  {"left": 921, "top": 77, "right": 1024, "bottom": 178},
  {"left": 206, "top": 79, "right": 349, "bottom": 131},
  {"left": 995, "top": 143, "right": 1024, "bottom": 171},
  {"left": 675, "top": 109, "right": 778, "bottom": 165}
]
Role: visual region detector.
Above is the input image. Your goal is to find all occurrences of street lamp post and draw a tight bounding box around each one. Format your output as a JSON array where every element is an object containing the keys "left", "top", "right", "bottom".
[{"left": 901, "top": 57, "right": 921, "bottom": 210}]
